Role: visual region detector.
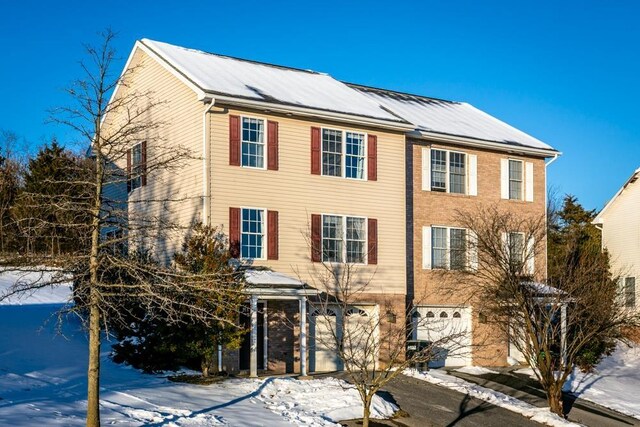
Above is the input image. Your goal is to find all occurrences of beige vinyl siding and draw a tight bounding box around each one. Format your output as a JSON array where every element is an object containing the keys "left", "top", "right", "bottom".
[
  {"left": 600, "top": 182, "right": 640, "bottom": 301},
  {"left": 105, "top": 48, "right": 204, "bottom": 262},
  {"left": 209, "top": 109, "right": 407, "bottom": 295}
]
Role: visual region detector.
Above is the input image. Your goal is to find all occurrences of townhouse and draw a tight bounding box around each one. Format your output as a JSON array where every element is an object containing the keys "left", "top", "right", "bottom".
[{"left": 105, "top": 38, "right": 559, "bottom": 374}]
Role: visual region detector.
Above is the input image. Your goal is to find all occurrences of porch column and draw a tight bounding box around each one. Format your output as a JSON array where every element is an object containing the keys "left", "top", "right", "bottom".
[
  {"left": 560, "top": 303, "right": 567, "bottom": 367},
  {"left": 299, "top": 296, "right": 308, "bottom": 377},
  {"left": 250, "top": 295, "right": 258, "bottom": 378}
]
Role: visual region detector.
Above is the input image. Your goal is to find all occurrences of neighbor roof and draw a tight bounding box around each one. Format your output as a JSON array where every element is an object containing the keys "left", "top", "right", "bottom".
[
  {"left": 137, "top": 38, "right": 557, "bottom": 153},
  {"left": 593, "top": 167, "right": 640, "bottom": 224}
]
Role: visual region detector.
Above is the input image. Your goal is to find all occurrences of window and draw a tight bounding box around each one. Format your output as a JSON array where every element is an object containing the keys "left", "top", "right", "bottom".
[
  {"left": 509, "top": 160, "right": 523, "bottom": 200},
  {"left": 507, "top": 232, "right": 525, "bottom": 268},
  {"left": 432, "top": 226, "right": 467, "bottom": 270},
  {"left": 241, "top": 208, "right": 265, "bottom": 259},
  {"left": 322, "top": 128, "right": 366, "bottom": 179},
  {"left": 130, "top": 143, "right": 143, "bottom": 191},
  {"left": 241, "top": 117, "right": 265, "bottom": 168},
  {"left": 322, "top": 214, "right": 367, "bottom": 263},
  {"left": 623, "top": 277, "right": 636, "bottom": 308},
  {"left": 431, "top": 149, "right": 466, "bottom": 194}
]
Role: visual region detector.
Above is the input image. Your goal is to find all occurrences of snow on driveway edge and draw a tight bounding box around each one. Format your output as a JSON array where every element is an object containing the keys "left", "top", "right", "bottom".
[{"left": 404, "top": 369, "right": 581, "bottom": 427}]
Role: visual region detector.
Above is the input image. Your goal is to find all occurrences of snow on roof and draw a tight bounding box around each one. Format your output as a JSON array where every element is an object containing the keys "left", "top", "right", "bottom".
[
  {"left": 244, "top": 269, "right": 306, "bottom": 288},
  {"left": 352, "top": 86, "right": 556, "bottom": 151},
  {"left": 141, "top": 39, "right": 404, "bottom": 123}
]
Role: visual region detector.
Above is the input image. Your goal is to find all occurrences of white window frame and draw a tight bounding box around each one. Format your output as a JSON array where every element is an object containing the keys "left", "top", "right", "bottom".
[
  {"left": 507, "top": 231, "right": 525, "bottom": 266},
  {"left": 429, "top": 148, "right": 470, "bottom": 195},
  {"left": 241, "top": 115, "right": 267, "bottom": 170},
  {"left": 321, "top": 213, "right": 368, "bottom": 264},
  {"left": 430, "top": 225, "right": 468, "bottom": 270},
  {"left": 321, "top": 127, "right": 368, "bottom": 180},
  {"left": 240, "top": 207, "right": 267, "bottom": 260},
  {"left": 508, "top": 159, "right": 524, "bottom": 200}
]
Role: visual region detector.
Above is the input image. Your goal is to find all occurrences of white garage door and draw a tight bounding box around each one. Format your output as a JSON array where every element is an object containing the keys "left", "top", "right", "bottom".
[
  {"left": 414, "top": 306, "right": 472, "bottom": 367},
  {"left": 309, "top": 305, "right": 379, "bottom": 372}
]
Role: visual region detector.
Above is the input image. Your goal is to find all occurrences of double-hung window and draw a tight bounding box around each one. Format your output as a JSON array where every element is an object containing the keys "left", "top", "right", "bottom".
[
  {"left": 322, "top": 214, "right": 366, "bottom": 263},
  {"left": 322, "top": 128, "right": 366, "bottom": 179},
  {"left": 507, "top": 232, "right": 525, "bottom": 269},
  {"left": 430, "top": 149, "right": 466, "bottom": 194},
  {"left": 431, "top": 226, "right": 467, "bottom": 270},
  {"left": 241, "top": 117, "right": 265, "bottom": 168},
  {"left": 508, "top": 160, "right": 523, "bottom": 200},
  {"left": 620, "top": 277, "right": 636, "bottom": 308},
  {"left": 241, "top": 208, "right": 265, "bottom": 259},
  {"left": 130, "top": 143, "right": 143, "bottom": 191}
]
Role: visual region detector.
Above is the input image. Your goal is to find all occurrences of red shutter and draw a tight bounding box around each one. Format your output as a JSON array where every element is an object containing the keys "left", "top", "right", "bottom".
[
  {"left": 368, "top": 218, "right": 378, "bottom": 265},
  {"left": 126, "top": 149, "right": 132, "bottom": 193},
  {"left": 267, "top": 210, "right": 279, "bottom": 260},
  {"left": 310, "top": 127, "right": 321, "bottom": 175},
  {"left": 311, "top": 214, "right": 321, "bottom": 262},
  {"left": 267, "top": 121, "right": 279, "bottom": 171},
  {"left": 229, "top": 115, "right": 241, "bottom": 166},
  {"left": 229, "top": 207, "right": 241, "bottom": 258},
  {"left": 141, "top": 140, "right": 148, "bottom": 187},
  {"left": 367, "top": 134, "right": 377, "bottom": 181}
]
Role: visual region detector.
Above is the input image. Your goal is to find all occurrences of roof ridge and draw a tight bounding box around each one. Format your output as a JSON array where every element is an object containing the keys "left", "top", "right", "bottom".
[
  {"left": 345, "top": 81, "right": 461, "bottom": 105},
  {"left": 141, "top": 38, "right": 326, "bottom": 76}
]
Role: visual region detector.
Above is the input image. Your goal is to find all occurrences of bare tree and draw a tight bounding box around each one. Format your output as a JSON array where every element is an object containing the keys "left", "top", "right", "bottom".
[
  {"left": 452, "top": 204, "right": 640, "bottom": 417},
  {"left": 0, "top": 30, "right": 246, "bottom": 427},
  {"left": 303, "top": 234, "right": 467, "bottom": 427},
  {"left": 0, "top": 131, "right": 23, "bottom": 254}
]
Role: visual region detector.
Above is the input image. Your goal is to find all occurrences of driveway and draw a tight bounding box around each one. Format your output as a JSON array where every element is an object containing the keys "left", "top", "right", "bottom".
[{"left": 336, "top": 373, "right": 540, "bottom": 426}]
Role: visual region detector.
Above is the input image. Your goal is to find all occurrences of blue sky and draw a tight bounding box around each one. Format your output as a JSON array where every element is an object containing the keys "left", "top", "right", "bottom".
[{"left": 1, "top": 0, "right": 638, "bottom": 211}]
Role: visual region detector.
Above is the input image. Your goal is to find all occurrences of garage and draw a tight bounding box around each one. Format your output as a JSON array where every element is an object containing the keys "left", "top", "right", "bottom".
[
  {"left": 413, "top": 306, "right": 472, "bottom": 367},
  {"left": 309, "top": 305, "right": 379, "bottom": 372}
]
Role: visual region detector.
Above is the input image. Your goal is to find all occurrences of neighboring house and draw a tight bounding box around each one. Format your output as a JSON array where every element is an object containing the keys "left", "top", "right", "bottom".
[
  {"left": 105, "top": 39, "right": 559, "bottom": 374},
  {"left": 593, "top": 168, "right": 640, "bottom": 312}
]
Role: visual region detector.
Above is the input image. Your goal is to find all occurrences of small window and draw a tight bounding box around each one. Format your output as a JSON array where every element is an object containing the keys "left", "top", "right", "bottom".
[
  {"left": 431, "top": 149, "right": 447, "bottom": 191},
  {"left": 130, "top": 143, "right": 143, "bottom": 191},
  {"left": 625, "top": 277, "right": 636, "bottom": 308},
  {"left": 508, "top": 232, "right": 525, "bottom": 268},
  {"left": 241, "top": 208, "right": 265, "bottom": 259},
  {"left": 311, "top": 308, "right": 337, "bottom": 317},
  {"left": 322, "top": 215, "right": 343, "bottom": 262},
  {"left": 453, "top": 311, "right": 462, "bottom": 318},
  {"left": 449, "top": 152, "right": 466, "bottom": 194},
  {"left": 241, "top": 117, "right": 265, "bottom": 168},
  {"left": 431, "top": 149, "right": 466, "bottom": 194},
  {"left": 426, "top": 311, "right": 435, "bottom": 318},
  {"left": 509, "top": 159, "right": 523, "bottom": 200},
  {"left": 322, "top": 128, "right": 366, "bottom": 180},
  {"left": 346, "top": 307, "right": 368, "bottom": 317},
  {"left": 440, "top": 311, "right": 448, "bottom": 318}
]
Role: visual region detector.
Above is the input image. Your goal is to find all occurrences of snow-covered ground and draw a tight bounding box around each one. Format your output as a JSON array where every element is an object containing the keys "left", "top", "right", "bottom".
[
  {"left": 567, "top": 343, "right": 640, "bottom": 420},
  {"left": 0, "top": 272, "right": 396, "bottom": 426},
  {"left": 404, "top": 368, "right": 579, "bottom": 427}
]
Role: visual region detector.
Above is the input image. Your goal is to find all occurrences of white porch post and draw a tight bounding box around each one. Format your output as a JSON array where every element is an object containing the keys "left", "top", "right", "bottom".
[
  {"left": 561, "top": 303, "right": 568, "bottom": 367},
  {"left": 299, "top": 296, "right": 308, "bottom": 377},
  {"left": 250, "top": 295, "right": 258, "bottom": 378}
]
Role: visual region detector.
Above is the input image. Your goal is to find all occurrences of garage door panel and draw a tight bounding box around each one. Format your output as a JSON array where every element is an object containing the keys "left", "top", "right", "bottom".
[{"left": 415, "top": 306, "right": 471, "bottom": 367}]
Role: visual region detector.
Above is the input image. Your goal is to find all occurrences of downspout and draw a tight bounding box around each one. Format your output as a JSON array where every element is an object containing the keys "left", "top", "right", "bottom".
[
  {"left": 202, "top": 98, "right": 216, "bottom": 226},
  {"left": 544, "top": 153, "right": 560, "bottom": 282}
]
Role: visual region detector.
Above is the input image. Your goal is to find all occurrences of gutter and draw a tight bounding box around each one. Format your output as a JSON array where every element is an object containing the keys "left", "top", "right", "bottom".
[
  {"left": 544, "top": 152, "right": 560, "bottom": 281},
  {"left": 202, "top": 98, "right": 216, "bottom": 225},
  {"left": 200, "top": 93, "right": 415, "bottom": 133},
  {"left": 413, "top": 130, "right": 560, "bottom": 158}
]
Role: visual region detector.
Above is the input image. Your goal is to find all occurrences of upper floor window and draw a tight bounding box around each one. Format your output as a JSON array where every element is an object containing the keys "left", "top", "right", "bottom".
[
  {"left": 322, "top": 128, "right": 366, "bottom": 179},
  {"left": 127, "top": 141, "right": 146, "bottom": 193},
  {"left": 619, "top": 277, "right": 636, "bottom": 308},
  {"left": 241, "top": 208, "right": 265, "bottom": 259},
  {"left": 423, "top": 148, "right": 476, "bottom": 196},
  {"left": 431, "top": 226, "right": 467, "bottom": 270},
  {"left": 507, "top": 231, "right": 525, "bottom": 268},
  {"left": 501, "top": 158, "right": 533, "bottom": 202},
  {"left": 322, "top": 214, "right": 366, "bottom": 263},
  {"left": 242, "top": 117, "right": 265, "bottom": 168}
]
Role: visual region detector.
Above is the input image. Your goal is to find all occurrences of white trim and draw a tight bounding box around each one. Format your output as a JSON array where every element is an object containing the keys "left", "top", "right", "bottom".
[
  {"left": 526, "top": 236, "right": 535, "bottom": 275},
  {"left": 202, "top": 100, "right": 215, "bottom": 225},
  {"left": 500, "top": 158, "right": 510, "bottom": 199},
  {"left": 468, "top": 154, "right": 478, "bottom": 196},
  {"left": 525, "top": 162, "right": 534, "bottom": 202},
  {"left": 422, "top": 226, "right": 432, "bottom": 269},
  {"left": 240, "top": 115, "right": 268, "bottom": 170},
  {"left": 240, "top": 207, "right": 268, "bottom": 261},
  {"left": 593, "top": 167, "right": 640, "bottom": 225}
]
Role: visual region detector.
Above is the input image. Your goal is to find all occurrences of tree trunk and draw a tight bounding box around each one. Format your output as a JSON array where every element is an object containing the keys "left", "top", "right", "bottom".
[
  {"left": 362, "top": 394, "right": 372, "bottom": 427},
  {"left": 201, "top": 358, "right": 210, "bottom": 378},
  {"left": 86, "top": 296, "right": 101, "bottom": 427},
  {"left": 547, "top": 383, "right": 564, "bottom": 417}
]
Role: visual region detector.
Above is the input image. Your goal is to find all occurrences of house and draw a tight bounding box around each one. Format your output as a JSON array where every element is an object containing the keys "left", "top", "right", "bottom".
[
  {"left": 104, "top": 38, "right": 559, "bottom": 375},
  {"left": 593, "top": 168, "right": 640, "bottom": 311}
]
